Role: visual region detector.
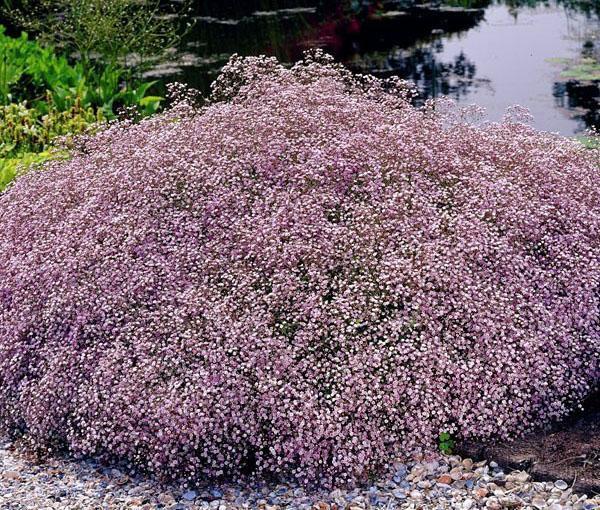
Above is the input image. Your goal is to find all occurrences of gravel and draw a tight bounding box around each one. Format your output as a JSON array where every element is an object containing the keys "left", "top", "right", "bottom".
[{"left": 1, "top": 438, "right": 599, "bottom": 509}]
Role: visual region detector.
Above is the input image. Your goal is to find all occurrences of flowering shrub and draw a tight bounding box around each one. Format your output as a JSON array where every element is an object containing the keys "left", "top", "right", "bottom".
[{"left": 0, "top": 52, "right": 599, "bottom": 484}]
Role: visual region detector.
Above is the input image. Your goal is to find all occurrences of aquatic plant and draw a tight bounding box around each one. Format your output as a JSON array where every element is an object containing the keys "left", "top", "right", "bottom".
[{"left": 0, "top": 53, "right": 598, "bottom": 484}]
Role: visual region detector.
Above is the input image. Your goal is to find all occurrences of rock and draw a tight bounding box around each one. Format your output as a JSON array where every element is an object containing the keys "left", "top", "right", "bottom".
[
  {"left": 475, "top": 487, "right": 489, "bottom": 498},
  {"left": 409, "top": 490, "right": 422, "bottom": 500},
  {"left": 182, "top": 490, "right": 197, "bottom": 501},
  {"left": 532, "top": 497, "right": 547, "bottom": 509},
  {"left": 158, "top": 493, "right": 176, "bottom": 505},
  {"left": 209, "top": 488, "right": 223, "bottom": 500},
  {"left": 462, "top": 498, "right": 475, "bottom": 509},
  {"left": 485, "top": 497, "right": 502, "bottom": 509},
  {"left": 500, "top": 497, "right": 523, "bottom": 508},
  {"left": 555, "top": 480, "right": 569, "bottom": 491},
  {"left": 437, "top": 474, "right": 453, "bottom": 485},
  {"left": 313, "top": 502, "right": 329, "bottom": 510},
  {"left": 508, "top": 471, "right": 530, "bottom": 483},
  {"left": 462, "top": 458, "right": 474, "bottom": 470},
  {"left": 2, "top": 471, "right": 20, "bottom": 481},
  {"left": 450, "top": 467, "right": 463, "bottom": 480},
  {"left": 392, "top": 489, "right": 406, "bottom": 499}
]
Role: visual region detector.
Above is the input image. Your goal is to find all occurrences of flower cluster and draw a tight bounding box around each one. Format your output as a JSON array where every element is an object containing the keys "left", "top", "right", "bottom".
[{"left": 0, "top": 53, "right": 598, "bottom": 484}]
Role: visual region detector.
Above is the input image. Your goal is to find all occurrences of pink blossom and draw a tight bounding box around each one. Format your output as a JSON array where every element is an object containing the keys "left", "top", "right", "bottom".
[{"left": 0, "top": 52, "right": 598, "bottom": 485}]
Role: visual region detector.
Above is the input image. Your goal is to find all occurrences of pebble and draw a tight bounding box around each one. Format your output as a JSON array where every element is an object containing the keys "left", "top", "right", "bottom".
[
  {"left": 1, "top": 437, "right": 599, "bottom": 509},
  {"left": 437, "top": 474, "right": 453, "bottom": 484},
  {"left": 182, "top": 489, "right": 197, "bottom": 501}
]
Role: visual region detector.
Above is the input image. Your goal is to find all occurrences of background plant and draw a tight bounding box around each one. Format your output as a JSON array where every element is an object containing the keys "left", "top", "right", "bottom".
[
  {"left": 2, "top": 0, "right": 191, "bottom": 76},
  {"left": 0, "top": 24, "right": 164, "bottom": 191},
  {"left": 0, "top": 26, "right": 162, "bottom": 118},
  {"left": 0, "top": 150, "right": 65, "bottom": 192}
]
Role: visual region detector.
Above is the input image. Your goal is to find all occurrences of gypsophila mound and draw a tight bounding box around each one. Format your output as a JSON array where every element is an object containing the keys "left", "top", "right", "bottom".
[{"left": 0, "top": 52, "right": 598, "bottom": 485}]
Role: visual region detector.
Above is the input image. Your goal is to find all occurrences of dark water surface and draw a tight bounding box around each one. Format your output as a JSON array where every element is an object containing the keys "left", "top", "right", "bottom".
[{"left": 149, "top": 0, "right": 600, "bottom": 135}]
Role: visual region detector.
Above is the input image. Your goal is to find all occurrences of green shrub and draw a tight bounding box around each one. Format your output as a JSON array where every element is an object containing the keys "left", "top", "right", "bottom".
[
  {"left": 0, "top": 25, "right": 163, "bottom": 190},
  {"left": 0, "top": 97, "right": 102, "bottom": 157},
  {"left": 0, "top": 25, "right": 162, "bottom": 119}
]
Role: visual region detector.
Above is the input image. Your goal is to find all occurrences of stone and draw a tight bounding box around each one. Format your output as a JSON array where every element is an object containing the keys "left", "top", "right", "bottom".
[
  {"left": 437, "top": 474, "right": 453, "bottom": 485},
  {"left": 392, "top": 489, "right": 406, "bottom": 500},
  {"left": 2, "top": 471, "right": 20, "bottom": 481},
  {"left": 554, "top": 480, "right": 569, "bottom": 491},
  {"left": 450, "top": 467, "right": 463, "bottom": 480},
  {"left": 409, "top": 490, "right": 422, "bottom": 500},
  {"left": 500, "top": 498, "right": 523, "bottom": 508},
  {"left": 509, "top": 471, "right": 530, "bottom": 483},
  {"left": 158, "top": 493, "right": 176, "bottom": 505},
  {"left": 209, "top": 488, "right": 223, "bottom": 499},
  {"left": 485, "top": 497, "right": 502, "bottom": 510},
  {"left": 183, "top": 490, "right": 198, "bottom": 501},
  {"left": 462, "top": 498, "right": 475, "bottom": 509},
  {"left": 475, "top": 487, "right": 489, "bottom": 499}
]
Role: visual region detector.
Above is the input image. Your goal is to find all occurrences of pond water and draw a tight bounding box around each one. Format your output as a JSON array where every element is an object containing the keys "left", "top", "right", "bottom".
[{"left": 150, "top": 0, "right": 600, "bottom": 135}]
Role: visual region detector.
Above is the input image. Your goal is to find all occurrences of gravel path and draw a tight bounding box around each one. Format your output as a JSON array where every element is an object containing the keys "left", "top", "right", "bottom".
[{"left": 1, "top": 438, "right": 599, "bottom": 509}]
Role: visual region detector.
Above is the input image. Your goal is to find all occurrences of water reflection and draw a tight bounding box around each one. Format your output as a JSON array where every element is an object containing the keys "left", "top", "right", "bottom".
[{"left": 147, "top": 0, "right": 600, "bottom": 135}]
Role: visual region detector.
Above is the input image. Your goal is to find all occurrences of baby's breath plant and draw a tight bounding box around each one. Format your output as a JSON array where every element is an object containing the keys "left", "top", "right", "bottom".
[{"left": 0, "top": 53, "right": 598, "bottom": 485}]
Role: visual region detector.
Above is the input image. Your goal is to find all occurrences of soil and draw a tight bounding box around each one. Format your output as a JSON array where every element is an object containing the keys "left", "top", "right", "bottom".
[{"left": 457, "top": 393, "right": 600, "bottom": 496}]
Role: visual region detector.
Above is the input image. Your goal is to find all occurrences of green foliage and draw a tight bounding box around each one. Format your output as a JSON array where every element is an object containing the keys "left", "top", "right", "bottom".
[
  {"left": 0, "top": 150, "right": 67, "bottom": 192},
  {"left": 577, "top": 135, "right": 600, "bottom": 149},
  {"left": 438, "top": 432, "right": 455, "bottom": 455},
  {"left": 0, "top": 98, "right": 102, "bottom": 157},
  {"left": 0, "top": 26, "right": 162, "bottom": 119},
  {"left": 560, "top": 58, "right": 600, "bottom": 81},
  {"left": 2, "top": 0, "right": 191, "bottom": 74},
  {"left": 0, "top": 98, "right": 96, "bottom": 190}
]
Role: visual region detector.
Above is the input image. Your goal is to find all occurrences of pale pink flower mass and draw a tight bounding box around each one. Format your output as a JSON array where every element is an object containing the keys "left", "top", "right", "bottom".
[{"left": 0, "top": 52, "right": 598, "bottom": 485}]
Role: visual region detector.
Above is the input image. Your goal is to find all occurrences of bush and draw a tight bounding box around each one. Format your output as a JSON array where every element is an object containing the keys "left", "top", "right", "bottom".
[
  {"left": 0, "top": 99, "right": 101, "bottom": 155},
  {"left": 0, "top": 53, "right": 598, "bottom": 484}
]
